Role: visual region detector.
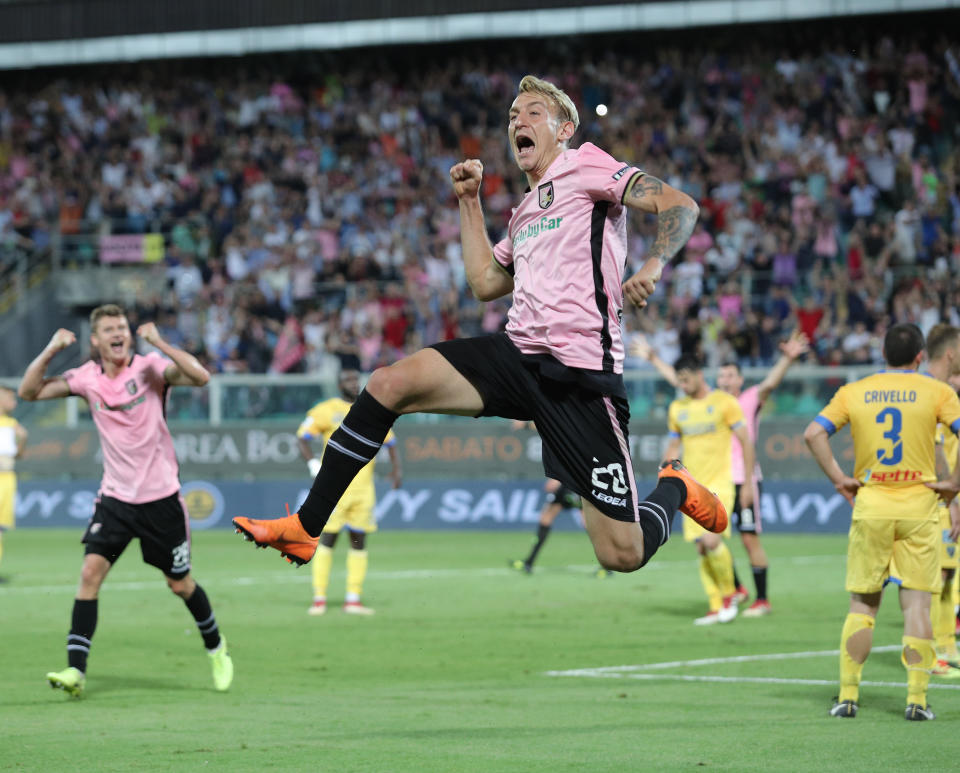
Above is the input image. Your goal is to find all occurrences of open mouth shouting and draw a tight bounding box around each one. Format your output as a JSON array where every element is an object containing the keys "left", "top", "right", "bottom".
[{"left": 515, "top": 133, "right": 535, "bottom": 161}]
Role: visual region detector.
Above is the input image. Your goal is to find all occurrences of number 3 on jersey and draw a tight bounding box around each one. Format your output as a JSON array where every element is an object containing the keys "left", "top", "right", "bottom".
[{"left": 875, "top": 407, "right": 903, "bottom": 466}]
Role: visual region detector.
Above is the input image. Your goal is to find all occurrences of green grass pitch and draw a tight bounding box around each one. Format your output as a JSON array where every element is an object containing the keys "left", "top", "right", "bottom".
[{"left": 1, "top": 528, "right": 957, "bottom": 772}]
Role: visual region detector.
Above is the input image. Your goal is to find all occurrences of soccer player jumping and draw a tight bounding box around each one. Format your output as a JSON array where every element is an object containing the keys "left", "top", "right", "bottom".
[
  {"left": 19, "top": 306, "right": 234, "bottom": 697},
  {"left": 234, "top": 75, "right": 726, "bottom": 575}
]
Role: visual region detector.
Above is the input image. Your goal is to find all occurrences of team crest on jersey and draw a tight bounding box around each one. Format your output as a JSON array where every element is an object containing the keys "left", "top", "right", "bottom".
[
  {"left": 125, "top": 379, "right": 137, "bottom": 395},
  {"left": 538, "top": 181, "right": 554, "bottom": 209}
]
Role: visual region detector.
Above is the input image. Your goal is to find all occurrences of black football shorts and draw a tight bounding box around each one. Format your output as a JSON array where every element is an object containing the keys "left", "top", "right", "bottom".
[
  {"left": 731, "top": 482, "right": 763, "bottom": 534},
  {"left": 82, "top": 492, "right": 192, "bottom": 578},
  {"left": 430, "top": 333, "right": 641, "bottom": 522}
]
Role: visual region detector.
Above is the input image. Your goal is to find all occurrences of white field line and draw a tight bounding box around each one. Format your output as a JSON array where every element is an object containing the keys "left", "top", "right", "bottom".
[
  {"left": 545, "top": 644, "right": 960, "bottom": 692},
  {"left": 0, "top": 553, "right": 841, "bottom": 596},
  {"left": 552, "top": 645, "right": 902, "bottom": 674}
]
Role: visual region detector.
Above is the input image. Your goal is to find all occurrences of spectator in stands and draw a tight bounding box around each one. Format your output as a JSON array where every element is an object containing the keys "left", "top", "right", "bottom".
[{"left": 1, "top": 21, "right": 958, "bottom": 379}]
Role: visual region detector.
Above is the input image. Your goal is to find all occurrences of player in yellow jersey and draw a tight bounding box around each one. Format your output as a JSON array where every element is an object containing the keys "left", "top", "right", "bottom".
[
  {"left": 298, "top": 370, "right": 401, "bottom": 616},
  {"left": 921, "top": 325, "right": 960, "bottom": 676},
  {"left": 636, "top": 330, "right": 809, "bottom": 616},
  {"left": 0, "top": 386, "right": 28, "bottom": 580},
  {"left": 663, "top": 355, "right": 757, "bottom": 625},
  {"left": 804, "top": 323, "right": 960, "bottom": 721}
]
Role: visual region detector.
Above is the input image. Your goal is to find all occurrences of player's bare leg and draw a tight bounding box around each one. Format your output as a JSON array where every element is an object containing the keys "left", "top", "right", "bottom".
[
  {"left": 582, "top": 461, "right": 727, "bottom": 573},
  {"left": 234, "top": 349, "right": 484, "bottom": 564},
  {"left": 581, "top": 502, "right": 646, "bottom": 572},
  {"left": 366, "top": 349, "right": 485, "bottom": 416}
]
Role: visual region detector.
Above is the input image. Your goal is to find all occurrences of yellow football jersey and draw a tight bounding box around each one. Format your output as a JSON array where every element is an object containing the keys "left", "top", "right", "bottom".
[
  {"left": 668, "top": 389, "right": 745, "bottom": 492},
  {"left": 815, "top": 370, "right": 960, "bottom": 514},
  {"left": 297, "top": 397, "right": 396, "bottom": 495}
]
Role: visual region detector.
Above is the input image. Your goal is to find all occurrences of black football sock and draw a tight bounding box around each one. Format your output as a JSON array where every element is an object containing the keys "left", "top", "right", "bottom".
[
  {"left": 524, "top": 525, "right": 552, "bottom": 566},
  {"left": 67, "top": 599, "right": 97, "bottom": 673},
  {"left": 635, "top": 477, "right": 685, "bottom": 567},
  {"left": 297, "top": 389, "right": 399, "bottom": 537},
  {"left": 184, "top": 583, "right": 222, "bottom": 650},
  {"left": 752, "top": 566, "right": 768, "bottom": 601}
]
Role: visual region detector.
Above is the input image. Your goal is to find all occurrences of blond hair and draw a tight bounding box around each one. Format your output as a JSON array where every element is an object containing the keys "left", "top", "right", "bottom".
[
  {"left": 90, "top": 303, "right": 127, "bottom": 333},
  {"left": 927, "top": 323, "right": 960, "bottom": 361},
  {"left": 517, "top": 75, "right": 580, "bottom": 132}
]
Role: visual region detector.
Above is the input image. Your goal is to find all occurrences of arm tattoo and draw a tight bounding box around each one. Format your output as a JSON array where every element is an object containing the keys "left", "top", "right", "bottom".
[
  {"left": 628, "top": 174, "right": 664, "bottom": 200},
  {"left": 648, "top": 205, "right": 699, "bottom": 265}
]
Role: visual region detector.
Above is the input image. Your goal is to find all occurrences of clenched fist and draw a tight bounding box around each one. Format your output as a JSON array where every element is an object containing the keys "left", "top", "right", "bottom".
[
  {"left": 46, "top": 328, "right": 76, "bottom": 353},
  {"left": 136, "top": 322, "right": 163, "bottom": 347},
  {"left": 450, "top": 159, "right": 484, "bottom": 200},
  {"left": 622, "top": 259, "right": 663, "bottom": 309}
]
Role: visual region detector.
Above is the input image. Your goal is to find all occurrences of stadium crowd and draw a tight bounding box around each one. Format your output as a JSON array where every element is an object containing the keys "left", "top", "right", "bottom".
[{"left": 1, "top": 19, "right": 959, "bottom": 380}]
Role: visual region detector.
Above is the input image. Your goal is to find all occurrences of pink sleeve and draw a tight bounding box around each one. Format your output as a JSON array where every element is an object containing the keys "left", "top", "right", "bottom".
[
  {"left": 743, "top": 386, "right": 762, "bottom": 417},
  {"left": 62, "top": 361, "right": 92, "bottom": 400},
  {"left": 493, "top": 236, "right": 514, "bottom": 275},
  {"left": 144, "top": 351, "right": 174, "bottom": 390},
  {"left": 575, "top": 143, "right": 642, "bottom": 204}
]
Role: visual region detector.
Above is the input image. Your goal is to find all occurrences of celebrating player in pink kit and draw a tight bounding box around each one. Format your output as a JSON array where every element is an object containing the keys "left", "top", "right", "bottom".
[
  {"left": 235, "top": 75, "right": 725, "bottom": 574},
  {"left": 19, "top": 304, "right": 233, "bottom": 697},
  {"left": 715, "top": 330, "right": 809, "bottom": 615}
]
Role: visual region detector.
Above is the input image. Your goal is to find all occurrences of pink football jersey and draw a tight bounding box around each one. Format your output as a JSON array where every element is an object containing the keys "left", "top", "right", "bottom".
[
  {"left": 731, "top": 384, "right": 764, "bottom": 484},
  {"left": 493, "top": 143, "right": 641, "bottom": 373},
  {"left": 64, "top": 352, "right": 181, "bottom": 503}
]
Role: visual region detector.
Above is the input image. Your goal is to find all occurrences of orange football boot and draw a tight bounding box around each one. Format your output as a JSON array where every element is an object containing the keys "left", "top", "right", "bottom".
[
  {"left": 657, "top": 459, "right": 728, "bottom": 533},
  {"left": 233, "top": 512, "right": 319, "bottom": 566}
]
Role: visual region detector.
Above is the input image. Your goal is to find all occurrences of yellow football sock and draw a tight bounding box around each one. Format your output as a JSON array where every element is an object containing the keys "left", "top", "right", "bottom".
[
  {"left": 346, "top": 548, "right": 369, "bottom": 599},
  {"left": 839, "top": 613, "right": 875, "bottom": 703},
  {"left": 902, "top": 635, "right": 935, "bottom": 708},
  {"left": 935, "top": 585, "right": 958, "bottom": 658},
  {"left": 704, "top": 541, "right": 736, "bottom": 597},
  {"left": 698, "top": 555, "right": 722, "bottom": 612},
  {"left": 311, "top": 544, "right": 333, "bottom": 599}
]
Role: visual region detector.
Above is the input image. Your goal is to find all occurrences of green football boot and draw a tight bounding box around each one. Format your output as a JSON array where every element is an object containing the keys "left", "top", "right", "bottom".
[
  {"left": 208, "top": 637, "right": 234, "bottom": 692},
  {"left": 46, "top": 667, "right": 85, "bottom": 698}
]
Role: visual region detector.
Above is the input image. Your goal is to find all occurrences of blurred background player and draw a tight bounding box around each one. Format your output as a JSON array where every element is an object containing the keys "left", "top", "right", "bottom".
[
  {"left": 662, "top": 354, "right": 757, "bottom": 625},
  {"left": 298, "top": 369, "right": 401, "bottom": 616},
  {"left": 509, "top": 478, "right": 600, "bottom": 575},
  {"left": 715, "top": 331, "right": 810, "bottom": 616},
  {"left": 508, "top": 421, "right": 611, "bottom": 577},
  {"left": 805, "top": 323, "right": 960, "bottom": 721},
  {"left": 0, "top": 386, "right": 28, "bottom": 581},
  {"left": 637, "top": 332, "right": 808, "bottom": 616},
  {"left": 18, "top": 306, "right": 233, "bottom": 697}
]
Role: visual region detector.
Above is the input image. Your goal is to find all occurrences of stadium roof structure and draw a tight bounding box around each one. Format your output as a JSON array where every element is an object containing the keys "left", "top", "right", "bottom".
[{"left": 0, "top": 0, "right": 954, "bottom": 69}]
